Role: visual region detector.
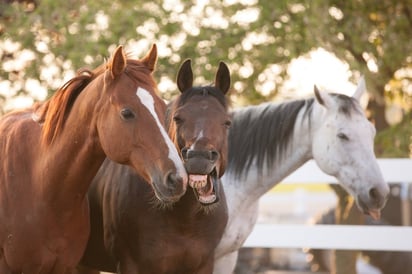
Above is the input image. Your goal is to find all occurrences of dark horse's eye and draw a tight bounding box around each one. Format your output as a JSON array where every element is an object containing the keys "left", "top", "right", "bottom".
[
  {"left": 173, "top": 115, "right": 183, "bottom": 125},
  {"left": 224, "top": 120, "right": 231, "bottom": 128},
  {"left": 337, "top": 132, "right": 349, "bottom": 141},
  {"left": 120, "top": 108, "right": 136, "bottom": 120}
]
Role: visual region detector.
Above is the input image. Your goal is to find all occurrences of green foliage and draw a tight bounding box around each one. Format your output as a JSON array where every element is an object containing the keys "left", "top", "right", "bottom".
[
  {"left": 375, "top": 113, "right": 412, "bottom": 157},
  {"left": 0, "top": 0, "right": 411, "bottom": 150},
  {"left": 1, "top": 0, "right": 318, "bottom": 105}
]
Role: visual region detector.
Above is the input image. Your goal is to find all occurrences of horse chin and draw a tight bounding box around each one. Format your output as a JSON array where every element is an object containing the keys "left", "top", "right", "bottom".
[
  {"left": 355, "top": 197, "right": 382, "bottom": 221},
  {"left": 149, "top": 193, "right": 176, "bottom": 210},
  {"left": 189, "top": 169, "right": 220, "bottom": 206},
  {"left": 151, "top": 184, "right": 182, "bottom": 206}
]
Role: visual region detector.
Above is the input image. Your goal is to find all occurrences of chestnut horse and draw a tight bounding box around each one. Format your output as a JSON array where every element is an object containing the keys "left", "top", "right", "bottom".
[
  {"left": 78, "top": 59, "right": 231, "bottom": 274},
  {"left": 0, "top": 44, "right": 187, "bottom": 274}
]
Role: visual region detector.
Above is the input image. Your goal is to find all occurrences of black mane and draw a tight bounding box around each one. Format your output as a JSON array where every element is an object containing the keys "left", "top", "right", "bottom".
[
  {"left": 226, "top": 93, "right": 362, "bottom": 179},
  {"left": 178, "top": 86, "right": 228, "bottom": 108},
  {"left": 332, "top": 93, "right": 363, "bottom": 117},
  {"left": 165, "top": 85, "right": 229, "bottom": 128},
  {"left": 227, "top": 98, "right": 314, "bottom": 179}
]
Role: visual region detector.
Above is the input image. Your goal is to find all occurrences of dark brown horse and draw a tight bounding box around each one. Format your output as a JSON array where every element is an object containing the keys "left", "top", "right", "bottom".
[
  {"left": 78, "top": 59, "right": 231, "bottom": 274},
  {"left": 0, "top": 44, "right": 187, "bottom": 274}
]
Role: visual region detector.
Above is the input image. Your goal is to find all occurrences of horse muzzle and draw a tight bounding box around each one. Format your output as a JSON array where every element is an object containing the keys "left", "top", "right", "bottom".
[
  {"left": 182, "top": 148, "right": 221, "bottom": 205},
  {"left": 355, "top": 185, "right": 389, "bottom": 220},
  {"left": 151, "top": 171, "right": 188, "bottom": 204}
]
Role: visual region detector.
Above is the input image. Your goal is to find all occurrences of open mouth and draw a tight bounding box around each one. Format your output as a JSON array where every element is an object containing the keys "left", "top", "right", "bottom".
[{"left": 188, "top": 169, "right": 219, "bottom": 205}]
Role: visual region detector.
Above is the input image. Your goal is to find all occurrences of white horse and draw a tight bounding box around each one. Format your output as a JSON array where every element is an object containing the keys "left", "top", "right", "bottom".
[{"left": 214, "top": 78, "right": 390, "bottom": 273}]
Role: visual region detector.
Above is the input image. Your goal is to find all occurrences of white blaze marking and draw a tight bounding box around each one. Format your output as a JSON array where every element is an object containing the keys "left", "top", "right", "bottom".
[
  {"left": 191, "top": 129, "right": 204, "bottom": 149},
  {"left": 136, "top": 87, "right": 186, "bottom": 176}
]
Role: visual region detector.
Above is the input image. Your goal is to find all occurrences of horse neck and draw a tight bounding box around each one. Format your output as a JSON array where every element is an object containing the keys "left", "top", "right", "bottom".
[
  {"left": 39, "top": 82, "right": 105, "bottom": 207},
  {"left": 223, "top": 101, "right": 320, "bottom": 206}
]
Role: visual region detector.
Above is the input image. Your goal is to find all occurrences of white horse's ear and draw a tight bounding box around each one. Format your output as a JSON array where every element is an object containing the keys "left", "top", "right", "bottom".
[
  {"left": 353, "top": 76, "right": 366, "bottom": 102},
  {"left": 314, "top": 85, "right": 334, "bottom": 108}
]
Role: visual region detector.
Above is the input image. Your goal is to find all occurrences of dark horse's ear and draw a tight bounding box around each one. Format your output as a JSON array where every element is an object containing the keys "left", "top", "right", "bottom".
[
  {"left": 177, "top": 59, "right": 193, "bottom": 93},
  {"left": 215, "top": 61, "right": 230, "bottom": 95},
  {"left": 109, "top": 45, "right": 127, "bottom": 79},
  {"left": 141, "top": 44, "right": 158, "bottom": 72}
]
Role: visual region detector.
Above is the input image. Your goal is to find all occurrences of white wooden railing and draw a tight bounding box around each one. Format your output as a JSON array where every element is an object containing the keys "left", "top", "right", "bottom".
[{"left": 244, "top": 158, "right": 412, "bottom": 251}]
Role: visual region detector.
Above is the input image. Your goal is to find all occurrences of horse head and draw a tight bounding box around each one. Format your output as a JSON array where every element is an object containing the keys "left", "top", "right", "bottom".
[
  {"left": 167, "top": 59, "right": 231, "bottom": 205},
  {"left": 94, "top": 45, "right": 187, "bottom": 203},
  {"left": 311, "top": 77, "right": 389, "bottom": 219}
]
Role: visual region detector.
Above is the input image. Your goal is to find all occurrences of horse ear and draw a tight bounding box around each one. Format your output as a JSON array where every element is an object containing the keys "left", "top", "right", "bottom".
[
  {"left": 109, "top": 45, "right": 127, "bottom": 79},
  {"left": 314, "top": 85, "right": 334, "bottom": 108},
  {"left": 176, "top": 59, "right": 193, "bottom": 93},
  {"left": 215, "top": 61, "right": 230, "bottom": 95},
  {"left": 141, "top": 44, "right": 158, "bottom": 72},
  {"left": 353, "top": 76, "right": 366, "bottom": 102}
]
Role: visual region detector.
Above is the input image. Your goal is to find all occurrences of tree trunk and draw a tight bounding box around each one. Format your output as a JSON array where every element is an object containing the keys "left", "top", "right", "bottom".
[{"left": 367, "top": 96, "right": 389, "bottom": 132}]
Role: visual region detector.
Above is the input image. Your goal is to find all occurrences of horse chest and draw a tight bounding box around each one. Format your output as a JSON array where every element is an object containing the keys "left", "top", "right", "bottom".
[
  {"left": 2, "top": 206, "right": 89, "bottom": 273},
  {"left": 123, "top": 199, "right": 228, "bottom": 273},
  {"left": 216, "top": 200, "right": 259, "bottom": 257},
  {"left": 138, "top": 233, "right": 213, "bottom": 271}
]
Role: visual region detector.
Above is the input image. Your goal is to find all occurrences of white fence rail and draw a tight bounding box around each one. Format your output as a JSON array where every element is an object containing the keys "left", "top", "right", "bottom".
[{"left": 244, "top": 158, "right": 412, "bottom": 251}]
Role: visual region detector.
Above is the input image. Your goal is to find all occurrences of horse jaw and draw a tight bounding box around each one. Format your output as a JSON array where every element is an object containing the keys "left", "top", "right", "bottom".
[{"left": 189, "top": 172, "right": 219, "bottom": 205}]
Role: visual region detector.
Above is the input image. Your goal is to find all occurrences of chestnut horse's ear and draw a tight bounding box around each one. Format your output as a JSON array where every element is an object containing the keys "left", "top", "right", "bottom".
[
  {"left": 141, "top": 44, "right": 158, "bottom": 72},
  {"left": 215, "top": 61, "right": 230, "bottom": 95},
  {"left": 176, "top": 59, "right": 193, "bottom": 93},
  {"left": 109, "top": 45, "right": 127, "bottom": 79}
]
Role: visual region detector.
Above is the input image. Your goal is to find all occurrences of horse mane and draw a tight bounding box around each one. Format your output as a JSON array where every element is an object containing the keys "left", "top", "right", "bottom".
[
  {"left": 124, "top": 59, "right": 157, "bottom": 91},
  {"left": 227, "top": 98, "right": 314, "bottom": 179},
  {"left": 38, "top": 67, "right": 98, "bottom": 145},
  {"left": 37, "top": 57, "right": 155, "bottom": 146},
  {"left": 332, "top": 93, "right": 364, "bottom": 117},
  {"left": 227, "top": 92, "right": 363, "bottom": 179},
  {"left": 165, "top": 85, "right": 229, "bottom": 136}
]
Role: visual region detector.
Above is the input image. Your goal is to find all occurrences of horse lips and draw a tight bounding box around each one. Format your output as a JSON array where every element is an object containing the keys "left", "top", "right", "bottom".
[{"left": 189, "top": 174, "right": 216, "bottom": 204}]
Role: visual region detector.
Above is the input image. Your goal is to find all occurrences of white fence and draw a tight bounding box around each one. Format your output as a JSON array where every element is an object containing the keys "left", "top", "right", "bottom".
[{"left": 244, "top": 158, "right": 412, "bottom": 251}]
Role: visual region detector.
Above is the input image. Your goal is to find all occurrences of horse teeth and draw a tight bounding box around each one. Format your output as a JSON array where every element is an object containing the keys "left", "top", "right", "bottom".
[
  {"left": 193, "top": 180, "right": 207, "bottom": 188},
  {"left": 189, "top": 175, "right": 207, "bottom": 188},
  {"left": 199, "top": 194, "right": 216, "bottom": 204}
]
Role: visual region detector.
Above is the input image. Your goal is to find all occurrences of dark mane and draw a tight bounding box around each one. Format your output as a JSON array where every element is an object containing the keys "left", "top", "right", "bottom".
[
  {"left": 178, "top": 86, "right": 228, "bottom": 109},
  {"left": 227, "top": 98, "right": 314, "bottom": 178},
  {"left": 330, "top": 93, "right": 363, "bottom": 117},
  {"left": 165, "top": 85, "right": 229, "bottom": 129},
  {"left": 227, "top": 92, "right": 363, "bottom": 178}
]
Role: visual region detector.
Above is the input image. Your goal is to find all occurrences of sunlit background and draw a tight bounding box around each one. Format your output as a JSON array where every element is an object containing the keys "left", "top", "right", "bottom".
[{"left": 1, "top": 1, "right": 412, "bottom": 273}]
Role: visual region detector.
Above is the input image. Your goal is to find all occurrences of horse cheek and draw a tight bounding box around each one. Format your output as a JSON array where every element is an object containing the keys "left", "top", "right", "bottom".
[{"left": 97, "top": 120, "right": 129, "bottom": 164}]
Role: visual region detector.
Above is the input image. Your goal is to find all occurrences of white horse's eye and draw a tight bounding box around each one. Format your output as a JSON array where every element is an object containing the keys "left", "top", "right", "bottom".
[{"left": 337, "top": 132, "right": 349, "bottom": 141}]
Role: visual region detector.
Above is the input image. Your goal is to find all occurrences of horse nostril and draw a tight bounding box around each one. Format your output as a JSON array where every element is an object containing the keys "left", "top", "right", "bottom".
[
  {"left": 166, "top": 172, "right": 184, "bottom": 190},
  {"left": 209, "top": 150, "right": 219, "bottom": 162},
  {"left": 369, "top": 187, "right": 381, "bottom": 205}
]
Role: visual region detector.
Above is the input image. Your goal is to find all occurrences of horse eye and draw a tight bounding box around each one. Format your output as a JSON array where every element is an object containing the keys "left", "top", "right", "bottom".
[
  {"left": 337, "top": 133, "right": 349, "bottom": 141},
  {"left": 173, "top": 115, "right": 183, "bottom": 125},
  {"left": 224, "top": 120, "right": 231, "bottom": 128},
  {"left": 120, "top": 108, "right": 135, "bottom": 120}
]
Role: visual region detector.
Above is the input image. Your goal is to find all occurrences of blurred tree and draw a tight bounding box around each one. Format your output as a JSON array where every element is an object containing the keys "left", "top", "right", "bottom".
[
  {"left": 0, "top": 0, "right": 411, "bottom": 131},
  {"left": 306, "top": 0, "right": 412, "bottom": 130}
]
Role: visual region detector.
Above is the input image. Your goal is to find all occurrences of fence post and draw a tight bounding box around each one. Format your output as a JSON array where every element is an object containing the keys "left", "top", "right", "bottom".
[{"left": 330, "top": 184, "right": 363, "bottom": 274}]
